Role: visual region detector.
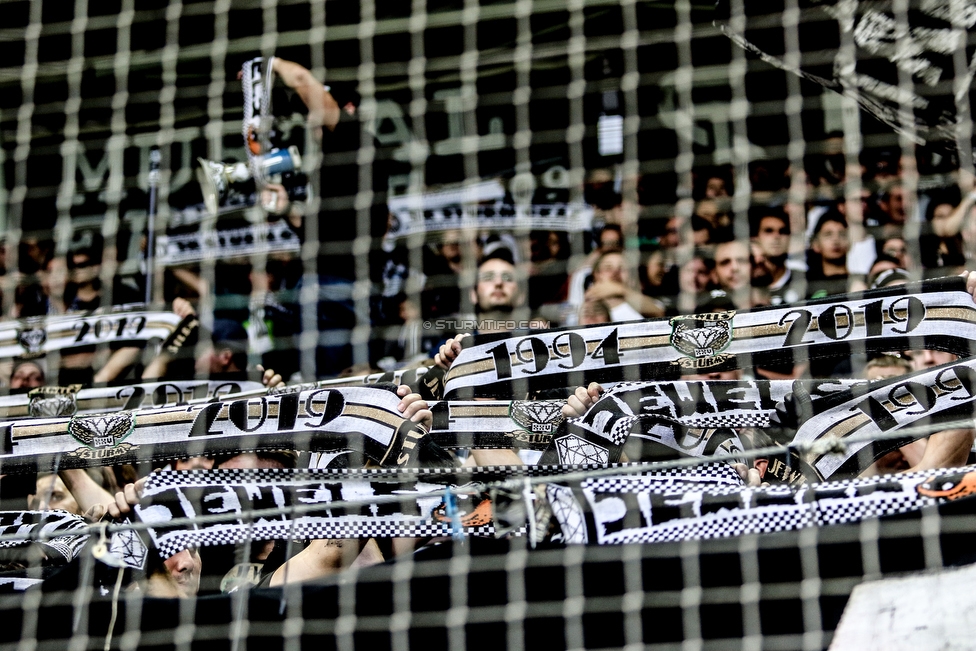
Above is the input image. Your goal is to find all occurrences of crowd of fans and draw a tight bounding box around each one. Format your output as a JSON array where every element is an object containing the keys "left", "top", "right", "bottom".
[{"left": 4, "top": 58, "right": 976, "bottom": 606}]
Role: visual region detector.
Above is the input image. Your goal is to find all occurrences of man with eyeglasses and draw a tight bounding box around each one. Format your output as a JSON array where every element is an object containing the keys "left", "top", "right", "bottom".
[
  {"left": 435, "top": 246, "right": 528, "bottom": 370},
  {"left": 750, "top": 208, "right": 803, "bottom": 305}
]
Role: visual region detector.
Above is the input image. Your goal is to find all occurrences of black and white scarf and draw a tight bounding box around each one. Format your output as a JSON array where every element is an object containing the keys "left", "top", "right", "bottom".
[
  {"left": 120, "top": 463, "right": 741, "bottom": 560},
  {"left": 386, "top": 203, "right": 593, "bottom": 239},
  {"left": 0, "top": 307, "right": 184, "bottom": 358},
  {"left": 790, "top": 356, "right": 976, "bottom": 480},
  {"left": 0, "top": 510, "right": 89, "bottom": 565},
  {"left": 241, "top": 56, "right": 275, "bottom": 183},
  {"left": 0, "top": 380, "right": 264, "bottom": 419},
  {"left": 443, "top": 277, "right": 976, "bottom": 398},
  {"left": 543, "top": 360, "right": 976, "bottom": 480},
  {"left": 549, "top": 463, "right": 976, "bottom": 545},
  {"left": 0, "top": 387, "right": 434, "bottom": 474},
  {"left": 154, "top": 220, "right": 300, "bottom": 266},
  {"left": 113, "top": 462, "right": 976, "bottom": 558}
]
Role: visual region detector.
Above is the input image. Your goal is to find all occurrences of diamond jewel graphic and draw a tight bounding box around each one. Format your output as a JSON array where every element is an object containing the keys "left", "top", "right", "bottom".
[
  {"left": 555, "top": 434, "right": 609, "bottom": 465},
  {"left": 511, "top": 400, "right": 565, "bottom": 433},
  {"left": 109, "top": 529, "right": 148, "bottom": 569}
]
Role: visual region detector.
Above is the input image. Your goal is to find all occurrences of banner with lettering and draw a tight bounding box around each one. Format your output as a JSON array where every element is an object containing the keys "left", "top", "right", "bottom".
[
  {"left": 0, "top": 386, "right": 437, "bottom": 473},
  {"left": 0, "top": 380, "right": 264, "bottom": 419},
  {"left": 0, "top": 306, "right": 184, "bottom": 359},
  {"left": 551, "top": 464, "right": 976, "bottom": 545},
  {"left": 123, "top": 463, "right": 741, "bottom": 558},
  {"left": 443, "top": 277, "right": 976, "bottom": 398}
]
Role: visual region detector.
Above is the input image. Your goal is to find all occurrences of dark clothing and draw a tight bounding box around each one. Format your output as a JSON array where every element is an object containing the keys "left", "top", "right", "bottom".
[
  {"left": 313, "top": 110, "right": 405, "bottom": 376},
  {"left": 316, "top": 111, "right": 399, "bottom": 281}
]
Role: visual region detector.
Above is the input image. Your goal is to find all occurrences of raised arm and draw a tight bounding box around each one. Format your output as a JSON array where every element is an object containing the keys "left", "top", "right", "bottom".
[{"left": 270, "top": 58, "right": 341, "bottom": 137}]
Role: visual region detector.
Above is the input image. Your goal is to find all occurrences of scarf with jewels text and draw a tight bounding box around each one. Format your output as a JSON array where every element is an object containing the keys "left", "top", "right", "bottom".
[
  {"left": 115, "top": 463, "right": 741, "bottom": 561},
  {"left": 547, "top": 463, "right": 976, "bottom": 545}
]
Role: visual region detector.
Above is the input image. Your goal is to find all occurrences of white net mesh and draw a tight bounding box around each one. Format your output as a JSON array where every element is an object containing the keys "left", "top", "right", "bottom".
[{"left": 2, "top": 1, "right": 976, "bottom": 649}]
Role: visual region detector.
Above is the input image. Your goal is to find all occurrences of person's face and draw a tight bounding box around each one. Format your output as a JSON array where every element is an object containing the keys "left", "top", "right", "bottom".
[
  {"left": 147, "top": 548, "right": 202, "bottom": 599},
  {"left": 174, "top": 457, "right": 214, "bottom": 470},
  {"left": 887, "top": 186, "right": 906, "bottom": 223},
  {"left": 11, "top": 363, "right": 44, "bottom": 390},
  {"left": 29, "top": 475, "right": 79, "bottom": 514},
  {"left": 473, "top": 259, "right": 519, "bottom": 312},
  {"left": 686, "top": 369, "right": 742, "bottom": 380},
  {"left": 195, "top": 345, "right": 233, "bottom": 376},
  {"left": 755, "top": 216, "right": 789, "bottom": 259},
  {"left": 695, "top": 200, "right": 718, "bottom": 224},
  {"left": 713, "top": 242, "right": 750, "bottom": 291},
  {"left": 660, "top": 218, "right": 680, "bottom": 248},
  {"left": 705, "top": 177, "right": 727, "bottom": 198},
  {"left": 70, "top": 254, "right": 100, "bottom": 284},
  {"left": 579, "top": 300, "right": 610, "bottom": 325},
  {"left": 440, "top": 236, "right": 462, "bottom": 271},
  {"left": 593, "top": 252, "right": 628, "bottom": 285},
  {"left": 911, "top": 349, "right": 957, "bottom": 372},
  {"left": 679, "top": 258, "right": 710, "bottom": 293},
  {"left": 547, "top": 232, "right": 561, "bottom": 259},
  {"left": 865, "top": 364, "right": 908, "bottom": 381},
  {"left": 645, "top": 252, "right": 666, "bottom": 286},
  {"left": 599, "top": 230, "right": 622, "bottom": 252},
  {"left": 217, "top": 453, "right": 287, "bottom": 469},
  {"left": 814, "top": 221, "right": 849, "bottom": 260},
  {"left": 881, "top": 238, "right": 909, "bottom": 269}
]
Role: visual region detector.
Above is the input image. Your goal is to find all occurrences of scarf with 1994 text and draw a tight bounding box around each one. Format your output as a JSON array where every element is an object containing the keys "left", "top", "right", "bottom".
[{"left": 443, "top": 277, "right": 976, "bottom": 398}]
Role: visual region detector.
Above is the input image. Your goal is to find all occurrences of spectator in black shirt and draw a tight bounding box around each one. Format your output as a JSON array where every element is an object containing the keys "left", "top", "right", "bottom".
[{"left": 266, "top": 57, "right": 401, "bottom": 378}]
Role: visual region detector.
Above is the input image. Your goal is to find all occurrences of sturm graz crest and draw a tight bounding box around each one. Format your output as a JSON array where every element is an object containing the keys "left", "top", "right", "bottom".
[
  {"left": 18, "top": 327, "right": 46, "bottom": 355},
  {"left": 669, "top": 312, "right": 734, "bottom": 362},
  {"left": 67, "top": 413, "right": 136, "bottom": 460}
]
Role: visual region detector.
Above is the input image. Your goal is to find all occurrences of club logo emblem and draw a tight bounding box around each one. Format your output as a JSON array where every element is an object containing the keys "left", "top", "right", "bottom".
[
  {"left": 67, "top": 412, "right": 137, "bottom": 460},
  {"left": 28, "top": 386, "right": 79, "bottom": 418},
  {"left": 669, "top": 312, "right": 735, "bottom": 369},
  {"left": 511, "top": 400, "right": 565, "bottom": 434},
  {"left": 18, "top": 327, "right": 46, "bottom": 355}
]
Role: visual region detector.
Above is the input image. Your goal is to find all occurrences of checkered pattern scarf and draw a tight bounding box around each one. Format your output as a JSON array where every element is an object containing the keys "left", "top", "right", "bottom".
[
  {"left": 549, "top": 464, "right": 976, "bottom": 545},
  {"left": 121, "top": 464, "right": 741, "bottom": 559}
]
